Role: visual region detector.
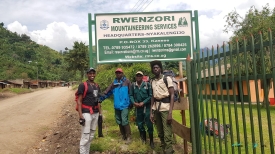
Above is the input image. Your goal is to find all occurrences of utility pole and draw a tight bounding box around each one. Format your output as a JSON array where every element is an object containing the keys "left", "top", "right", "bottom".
[
  {"left": 179, "top": 61, "right": 188, "bottom": 154},
  {"left": 36, "top": 64, "right": 38, "bottom": 87},
  {"left": 179, "top": 61, "right": 183, "bottom": 78},
  {"left": 28, "top": 61, "right": 38, "bottom": 88}
]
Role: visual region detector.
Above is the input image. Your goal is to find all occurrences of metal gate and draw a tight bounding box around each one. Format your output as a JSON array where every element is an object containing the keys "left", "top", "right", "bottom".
[{"left": 188, "top": 29, "right": 275, "bottom": 154}]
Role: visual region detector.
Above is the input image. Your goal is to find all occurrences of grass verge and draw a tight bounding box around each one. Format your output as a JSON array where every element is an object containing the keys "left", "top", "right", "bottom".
[{"left": 90, "top": 99, "right": 187, "bottom": 153}]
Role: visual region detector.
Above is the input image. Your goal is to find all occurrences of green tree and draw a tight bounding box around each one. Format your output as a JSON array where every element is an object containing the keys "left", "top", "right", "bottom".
[
  {"left": 65, "top": 41, "right": 89, "bottom": 81},
  {"left": 224, "top": 3, "right": 275, "bottom": 106}
]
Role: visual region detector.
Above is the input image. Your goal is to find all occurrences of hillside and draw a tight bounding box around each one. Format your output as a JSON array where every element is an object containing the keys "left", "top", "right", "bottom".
[{"left": 0, "top": 23, "right": 70, "bottom": 81}]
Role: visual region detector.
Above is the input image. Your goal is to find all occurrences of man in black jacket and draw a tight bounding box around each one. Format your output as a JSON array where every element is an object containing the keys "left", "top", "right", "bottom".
[{"left": 77, "top": 67, "right": 101, "bottom": 154}]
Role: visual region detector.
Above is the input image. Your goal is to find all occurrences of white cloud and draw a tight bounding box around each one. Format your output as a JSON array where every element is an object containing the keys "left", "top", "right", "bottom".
[
  {"left": 30, "top": 22, "right": 88, "bottom": 51},
  {"left": 7, "top": 21, "right": 88, "bottom": 51},
  {"left": 2, "top": 0, "right": 275, "bottom": 51},
  {"left": 7, "top": 21, "right": 29, "bottom": 35}
]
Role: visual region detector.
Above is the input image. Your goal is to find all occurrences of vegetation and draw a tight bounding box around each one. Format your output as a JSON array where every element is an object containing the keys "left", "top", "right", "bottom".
[
  {"left": 200, "top": 101, "right": 275, "bottom": 154},
  {"left": 222, "top": 3, "right": 275, "bottom": 106},
  {"left": 0, "top": 88, "right": 32, "bottom": 94},
  {"left": 91, "top": 98, "right": 186, "bottom": 153},
  {"left": 223, "top": 3, "right": 275, "bottom": 75},
  {"left": 94, "top": 62, "right": 184, "bottom": 91},
  {"left": 64, "top": 41, "right": 89, "bottom": 81},
  {"left": 0, "top": 23, "right": 79, "bottom": 81}
]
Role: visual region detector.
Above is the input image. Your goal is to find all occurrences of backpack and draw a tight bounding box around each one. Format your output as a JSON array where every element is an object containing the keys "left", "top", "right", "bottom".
[
  {"left": 202, "top": 118, "right": 230, "bottom": 139},
  {"left": 162, "top": 70, "right": 180, "bottom": 103},
  {"left": 132, "top": 81, "right": 149, "bottom": 90},
  {"left": 75, "top": 81, "right": 99, "bottom": 111},
  {"left": 163, "top": 76, "right": 180, "bottom": 102},
  {"left": 150, "top": 73, "right": 180, "bottom": 103}
]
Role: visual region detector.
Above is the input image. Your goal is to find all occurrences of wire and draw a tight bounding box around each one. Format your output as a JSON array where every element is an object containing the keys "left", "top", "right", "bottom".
[
  {"left": 140, "top": 0, "right": 153, "bottom": 12},
  {"left": 133, "top": 0, "right": 146, "bottom": 12},
  {"left": 130, "top": 0, "right": 143, "bottom": 12}
]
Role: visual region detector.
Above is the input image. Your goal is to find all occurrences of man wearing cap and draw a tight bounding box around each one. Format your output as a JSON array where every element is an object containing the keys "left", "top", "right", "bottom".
[
  {"left": 149, "top": 61, "right": 175, "bottom": 154},
  {"left": 101, "top": 68, "right": 132, "bottom": 144},
  {"left": 129, "top": 71, "right": 154, "bottom": 148},
  {"left": 77, "top": 68, "right": 102, "bottom": 154}
]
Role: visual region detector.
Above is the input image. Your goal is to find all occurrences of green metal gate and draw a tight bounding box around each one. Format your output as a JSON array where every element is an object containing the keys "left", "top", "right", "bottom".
[{"left": 188, "top": 29, "right": 275, "bottom": 154}]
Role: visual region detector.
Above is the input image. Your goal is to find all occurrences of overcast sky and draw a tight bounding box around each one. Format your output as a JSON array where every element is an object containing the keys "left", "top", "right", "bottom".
[{"left": 1, "top": 0, "right": 274, "bottom": 51}]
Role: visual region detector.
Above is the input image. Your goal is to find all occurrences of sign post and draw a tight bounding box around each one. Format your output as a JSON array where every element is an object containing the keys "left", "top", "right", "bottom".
[
  {"left": 90, "top": 11, "right": 195, "bottom": 64},
  {"left": 88, "top": 10, "right": 201, "bottom": 153}
]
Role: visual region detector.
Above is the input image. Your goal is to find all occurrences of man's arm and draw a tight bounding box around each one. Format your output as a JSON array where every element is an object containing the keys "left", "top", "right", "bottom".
[
  {"left": 77, "top": 94, "right": 84, "bottom": 119},
  {"left": 141, "top": 83, "right": 152, "bottom": 105},
  {"left": 101, "top": 83, "right": 113, "bottom": 101},
  {"left": 150, "top": 96, "right": 155, "bottom": 124},
  {"left": 129, "top": 84, "right": 135, "bottom": 104},
  {"left": 167, "top": 77, "right": 174, "bottom": 125}
]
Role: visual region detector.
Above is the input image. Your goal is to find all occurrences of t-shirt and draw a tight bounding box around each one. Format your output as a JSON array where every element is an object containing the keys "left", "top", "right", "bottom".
[
  {"left": 78, "top": 82, "right": 101, "bottom": 113},
  {"left": 151, "top": 75, "right": 173, "bottom": 111}
]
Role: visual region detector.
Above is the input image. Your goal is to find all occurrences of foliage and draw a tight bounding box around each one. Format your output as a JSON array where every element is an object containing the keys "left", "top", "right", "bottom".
[
  {"left": 64, "top": 41, "right": 89, "bottom": 81},
  {"left": 224, "top": 3, "right": 275, "bottom": 39},
  {"left": 89, "top": 98, "right": 186, "bottom": 153},
  {"left": 223, "top": 3, "right": 275, "bottom": 106},
  {"left": 0, "top": 24, "right": 78, "bottom": 81},
  {"left": 95, "top": 63, "right": 153, "bottom": 91},
  {"left": 0, "top": 88, "right": 32, "bottom": 94},
  {"left": 223, "top": 4, "right": 275, "bottom": 75}
]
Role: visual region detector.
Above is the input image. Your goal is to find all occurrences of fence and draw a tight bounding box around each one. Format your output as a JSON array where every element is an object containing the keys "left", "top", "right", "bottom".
[{"left": 188, "top": 29, "right": 275, "bottom": 154}]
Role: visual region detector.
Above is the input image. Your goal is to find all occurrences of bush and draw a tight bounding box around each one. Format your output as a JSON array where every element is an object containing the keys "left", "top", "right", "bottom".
[{"left": 95, "top": 63, "right": 153, "bottom": 91}]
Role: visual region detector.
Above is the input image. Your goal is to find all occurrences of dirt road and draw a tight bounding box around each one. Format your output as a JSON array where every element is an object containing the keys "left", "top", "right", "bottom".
[{"left": 0, "top": 87, "right": 74, "bottom": 154}]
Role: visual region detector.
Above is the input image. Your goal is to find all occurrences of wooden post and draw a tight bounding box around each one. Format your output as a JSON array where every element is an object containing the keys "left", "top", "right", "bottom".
[{"left": 179, "top": 61, "right": 188, "bottom": 154}]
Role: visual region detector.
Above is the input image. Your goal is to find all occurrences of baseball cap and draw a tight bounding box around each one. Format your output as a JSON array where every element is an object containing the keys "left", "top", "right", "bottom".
[
  {"left": 86, "top": 67, "right": 96, "bottom": 73},
  {"left": 115, "top": 68, "right": 123, "bottom": 73},
  {"left": 136, "top": 71, "right": 144, "bottom": 76}
]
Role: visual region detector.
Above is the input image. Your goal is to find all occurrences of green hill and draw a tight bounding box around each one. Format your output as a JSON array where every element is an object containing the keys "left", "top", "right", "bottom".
[{"left": 0, "top": 23, "right": 72, "bottom": 81}]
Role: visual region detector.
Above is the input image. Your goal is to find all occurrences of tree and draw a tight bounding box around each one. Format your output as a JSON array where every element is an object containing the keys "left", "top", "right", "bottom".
[
  {"left": 65, "top": 41, "right": 89, "bottom": 81},
  {"left": 224, "top": 3, "right": 275, "bottom": 106}
]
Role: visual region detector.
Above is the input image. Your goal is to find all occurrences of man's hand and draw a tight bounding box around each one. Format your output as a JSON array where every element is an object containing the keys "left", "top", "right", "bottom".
[
  {"left": 167, "top": 113, "right": 172, "bottom": 125},
  {"left": 79, "top": 118, "right": 85, "bottom": 126},
  {"left": 139, "top": 102, "right": 144, "bottom": 107},
  {"left": 134, "top": 103, "right": 139, "bottom": 107}
]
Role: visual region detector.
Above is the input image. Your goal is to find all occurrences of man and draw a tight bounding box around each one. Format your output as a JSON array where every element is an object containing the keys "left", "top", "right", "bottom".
[
  {"left": 149, "top": 60, "right": 175, "bottom": 154},
  {"left": 77, "top": 67, "right": 101, "bottom": 154},
  {"left": 101, "top": 68, "right": 132, "bottom": 144},
  {"left": 129, "top": 71, "right": 154, "bottom": 149}
]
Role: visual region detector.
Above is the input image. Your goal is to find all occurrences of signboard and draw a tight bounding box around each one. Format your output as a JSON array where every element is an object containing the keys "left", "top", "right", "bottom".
[{"left": 94, "top": 11, "right": 194, "bottom": 64}]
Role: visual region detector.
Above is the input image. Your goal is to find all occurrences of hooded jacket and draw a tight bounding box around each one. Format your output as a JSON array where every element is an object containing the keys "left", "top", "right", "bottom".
[{"left": 101, "top": 77, "right": 131, "bottom": 110}]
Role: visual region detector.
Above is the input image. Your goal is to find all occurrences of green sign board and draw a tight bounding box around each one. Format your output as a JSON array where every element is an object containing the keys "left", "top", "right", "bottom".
[{"left": 92, "top": 11, "right": 196, "bottom": 64}]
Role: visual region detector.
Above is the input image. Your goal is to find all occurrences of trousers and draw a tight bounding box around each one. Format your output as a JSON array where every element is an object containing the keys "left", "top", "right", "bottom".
[{"left": 79, "top": 112, "right": 99, "bottom": 154}]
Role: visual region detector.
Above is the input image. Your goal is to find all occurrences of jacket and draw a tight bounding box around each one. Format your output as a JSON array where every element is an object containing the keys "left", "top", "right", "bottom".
[
  {"left": 101, "top": 77, "right": 131, "bottom": 110},
  {"left": 129, "top": 81, "right": 152, "bottom": 109}
]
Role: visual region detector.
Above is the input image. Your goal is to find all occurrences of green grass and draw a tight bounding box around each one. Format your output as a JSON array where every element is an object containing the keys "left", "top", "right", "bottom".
[
  {"left": 90, "top": 99, "right": 186, "bottom": 153},
  {"left": 89, "top": 98, "right": 275, "bottom": 153},
  {"left": 199, "top": 100, "right": 275, "bottom": 154},
  {"left": 0, "top": 88, "right": 32, "bottom": 94}
]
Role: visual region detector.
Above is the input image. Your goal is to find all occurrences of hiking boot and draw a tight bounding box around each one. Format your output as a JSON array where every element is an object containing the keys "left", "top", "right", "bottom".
[
  {"left": 139, "top": 131, "right": 146, "bottom": 143},
  {"left": 119, "top": 125, "right": 126, "bottom": 140},
  {"left": 149, "top": 133, "right": 154, "bottom": 149},
  {"left": 124, "top": 124, "right": 132, "bottom": 144}
]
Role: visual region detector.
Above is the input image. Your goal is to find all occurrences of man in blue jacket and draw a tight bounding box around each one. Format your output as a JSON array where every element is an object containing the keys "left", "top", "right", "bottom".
[{"left": 101, "top": 68, "right": 132, "bottom": 144}]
